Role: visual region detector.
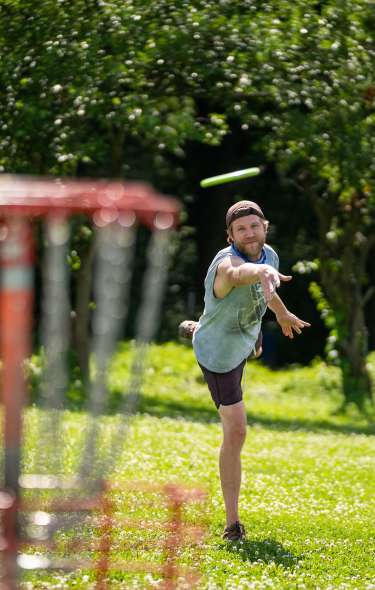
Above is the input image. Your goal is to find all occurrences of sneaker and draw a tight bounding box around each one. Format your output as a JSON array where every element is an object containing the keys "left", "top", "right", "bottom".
[
  {"left": 178, "top": 320, "right": 198, "bottom": 341},
  {"left": 222, "top": 521, "right": 246, "bottom": 541}
]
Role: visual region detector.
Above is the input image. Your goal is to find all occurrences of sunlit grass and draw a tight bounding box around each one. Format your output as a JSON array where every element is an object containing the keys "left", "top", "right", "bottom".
[{"left": 18, "top": 344, "right": 375, "bottom": 589}]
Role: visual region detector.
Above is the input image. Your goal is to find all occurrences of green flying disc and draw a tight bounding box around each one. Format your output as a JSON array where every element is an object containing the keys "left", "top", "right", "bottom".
[{"left": 200, "top": 166, "right": 263, "bottom": 188}]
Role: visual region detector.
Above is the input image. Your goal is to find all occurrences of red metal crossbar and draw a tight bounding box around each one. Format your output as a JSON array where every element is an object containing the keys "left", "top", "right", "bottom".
[
  {"left": 0, "top": 481, "right": 207, "bottom": 589},
  {"left": 0, "top": 175, "right": 180, "bottom": 229}
]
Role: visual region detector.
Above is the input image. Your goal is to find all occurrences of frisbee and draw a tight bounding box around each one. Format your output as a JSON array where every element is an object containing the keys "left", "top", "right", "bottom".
[{"left": 200, "top": 166, "right": 263, "bottom": 188}]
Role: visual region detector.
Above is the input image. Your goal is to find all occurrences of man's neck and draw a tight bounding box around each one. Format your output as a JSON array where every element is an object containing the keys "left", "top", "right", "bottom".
[{"left": 231, "top": 243, "right": 266, "bottom": 264}]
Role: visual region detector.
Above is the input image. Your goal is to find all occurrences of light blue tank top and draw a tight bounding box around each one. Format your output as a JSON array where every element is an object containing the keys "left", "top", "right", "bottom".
[{"left": 193, "top": 244, "right": 279, "bottom": 372}]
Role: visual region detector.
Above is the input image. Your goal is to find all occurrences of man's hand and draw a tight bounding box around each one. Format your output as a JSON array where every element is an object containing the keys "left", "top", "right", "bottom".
[
  {"left": 258, "top": 265, "right": 292, "bottom": 303},
  {"left": 276, "top": 311, "right": 311, "bottom": 339}
]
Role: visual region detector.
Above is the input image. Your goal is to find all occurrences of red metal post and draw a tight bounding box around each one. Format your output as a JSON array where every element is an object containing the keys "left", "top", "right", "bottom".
[
  {"left": 0, "top": 218, "right": 34, "bottom": 589},
  {"left": 95, "top": 483, "right": 114, "bottom": 590},
  {"left": 161, "top": 485, "right": 184, "bottom": 590}
]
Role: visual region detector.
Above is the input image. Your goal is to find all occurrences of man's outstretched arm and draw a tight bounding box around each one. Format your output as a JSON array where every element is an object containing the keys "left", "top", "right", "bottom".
[
  {"left": 215, "top": 256, "right": 292, "bottom": 301},
  {"left": 268, "top": 293, "right": 311, "bottom": 338}
]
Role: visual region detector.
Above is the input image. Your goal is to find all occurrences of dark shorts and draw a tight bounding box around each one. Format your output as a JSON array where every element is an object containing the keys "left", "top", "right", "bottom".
[{"left": 198, "top": 360, "right": 246, "bottom": 409}]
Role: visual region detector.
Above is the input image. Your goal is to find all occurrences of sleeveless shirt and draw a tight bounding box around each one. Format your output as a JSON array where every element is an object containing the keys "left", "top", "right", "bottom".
[{"left": 192, "top": 243, "right": 279, "bottom": 372}]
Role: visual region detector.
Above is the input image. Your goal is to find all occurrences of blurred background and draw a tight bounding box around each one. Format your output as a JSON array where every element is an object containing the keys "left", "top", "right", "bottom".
[{"left": 1, "top": 0, "right": 374, "bottom": 408}]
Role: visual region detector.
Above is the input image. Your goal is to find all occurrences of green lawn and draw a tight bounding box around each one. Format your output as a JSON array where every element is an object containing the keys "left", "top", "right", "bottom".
[{"left": 20, "top": 343, "right": 375, "bottom": 589}]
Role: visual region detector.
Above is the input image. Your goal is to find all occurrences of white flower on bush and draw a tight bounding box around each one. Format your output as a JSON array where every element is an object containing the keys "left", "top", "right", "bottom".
[
  {"left": 57, "top": 153, "right": 74, "bottom": 162},
  {"left": 293, "top": 260, "right": 318, "bottom": 274}
]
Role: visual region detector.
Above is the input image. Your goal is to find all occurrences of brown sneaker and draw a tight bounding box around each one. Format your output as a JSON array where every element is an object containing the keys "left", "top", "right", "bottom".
[
  {"left": 178, "top": 320, "right": 198, "bottom": 341},
  {"left": 222, "top": 521, "right": 246, "bottom": 541}
]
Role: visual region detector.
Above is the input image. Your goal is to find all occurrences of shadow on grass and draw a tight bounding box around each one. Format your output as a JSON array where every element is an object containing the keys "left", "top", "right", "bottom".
[
  {"left": 132, "top": 394, "right": 375, "bottom": 436},
  {"left": 32, "top": 386, "right": 375, "bottom": 437},
  {"left": 221, "top": 537, "right": 299, "bottom": 568},
  {"left": 247, "top": 412, "right": 375, "bottom": 436},
  {"left": 136, "top": 395, "right": 219, "bottom": 424}
]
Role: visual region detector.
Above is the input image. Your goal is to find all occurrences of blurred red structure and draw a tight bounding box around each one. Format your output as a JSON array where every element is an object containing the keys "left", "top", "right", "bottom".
[
  {"left": 0, "top": 175, "right": 205, "bottom": 589},
  {"left": 0, "top": 175, "right": 179, "bottom": 226},
  {"left": 0, "top": 480, "right": 207, "bottom": 589}
]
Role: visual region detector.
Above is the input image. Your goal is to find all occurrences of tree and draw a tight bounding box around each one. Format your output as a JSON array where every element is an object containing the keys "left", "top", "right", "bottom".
[
  {"left": 0, "top": 0, "right": 234, "bottom": 177},
  {"left": 238, "top": 0, "right": 375, "bottom": 409},
  {"left": 1, "top": 0, "right": 374, "bottom": 408},
  {"left": 0, "top": 0, "right": 225, "bottom": 372}
]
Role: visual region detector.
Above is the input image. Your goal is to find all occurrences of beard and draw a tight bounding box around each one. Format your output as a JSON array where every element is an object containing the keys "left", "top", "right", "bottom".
[{"left": 235, "top": 238, "right": 265, "bottom": 261}]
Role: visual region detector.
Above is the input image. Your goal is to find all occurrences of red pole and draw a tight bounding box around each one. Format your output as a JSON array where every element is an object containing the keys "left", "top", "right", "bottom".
[
  {"left": 95, "top": 483, "right": 114, "bottom": 590},
  {"left": 161, "top": 485, "right": 184, "bottom": 590},
  {"left": 0, "top": 218, "right": 34, "bottom": 589}
]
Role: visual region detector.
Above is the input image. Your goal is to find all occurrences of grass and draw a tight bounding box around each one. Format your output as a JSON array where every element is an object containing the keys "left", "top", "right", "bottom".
[{"left": 16, "top": 343, "right": 375, "bottom": 589}]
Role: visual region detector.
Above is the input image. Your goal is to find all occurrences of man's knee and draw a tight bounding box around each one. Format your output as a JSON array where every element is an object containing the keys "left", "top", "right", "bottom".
[
  {"left": 223, "top": 420, "right": 247, "bottom": 447},
  {"left": 220, "top": 400, "right": 247, "bottom": 447}
]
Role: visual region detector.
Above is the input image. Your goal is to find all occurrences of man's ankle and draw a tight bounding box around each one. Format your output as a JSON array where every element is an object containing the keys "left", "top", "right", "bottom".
[{"left": 226, "top": 517, "right": 240, "bottom": 527}]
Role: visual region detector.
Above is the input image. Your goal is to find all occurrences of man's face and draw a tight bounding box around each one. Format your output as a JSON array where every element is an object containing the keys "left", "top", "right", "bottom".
[{"left": 229, "top": 214, "right": 267, "bottom": 261}]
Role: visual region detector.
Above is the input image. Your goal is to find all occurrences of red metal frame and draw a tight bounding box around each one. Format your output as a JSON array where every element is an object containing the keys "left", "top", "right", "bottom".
[
  {"left": 0, "top": 175, "right": 181, "bottom": 589},
  {"left": 0, "top": 219, "right": 34, "bottom": 590},
  {"left": 0, "top": 481, "right": 207, "bottom": 589},
  {"left": 0, "top": 176, "right": 180, "bottom": 228}
]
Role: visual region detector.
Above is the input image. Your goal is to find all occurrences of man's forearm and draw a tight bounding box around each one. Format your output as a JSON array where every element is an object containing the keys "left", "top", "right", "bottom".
[
  {"left": 231, "top": 263, "right": 282, "bottom": 287},
  {"left": 229, "top": 262, "right": 262, "bottom": 286},
  {"left": 267, "top": 292, "right": 288, "bottom": 317},
  {"left": 268, "top": 292, "right": 311, "bottom": 337},
  {"left": 222, "top": 261, "right": 291, "bottom": 303}
]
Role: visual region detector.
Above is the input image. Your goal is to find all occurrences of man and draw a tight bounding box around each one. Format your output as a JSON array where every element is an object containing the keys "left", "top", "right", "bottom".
[{"left": 190, "top": 200, "right": 310, "bottom": 541}]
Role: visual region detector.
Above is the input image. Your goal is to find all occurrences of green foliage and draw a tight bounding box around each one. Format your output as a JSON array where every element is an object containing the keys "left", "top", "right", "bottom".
[
  {"left": 0, "top": 0, "right": 239, "bottom": 176},
  {"left": 1, "top": 0, "right": 375, "bottom": 403},
  {"left": 245, "top": 0, "right": 375, "bottom": 405},
  {"left": 309, "top": 281, "right": 340, "bottom": 364},
  {"left": 24, "top": 352, "right": 44, "bottom": 403},
  {"left": 245, "top": 2, "right": 375, "bottom": 195},
  {"left": 25, "top": 348, "right": 86, "bottom": 408},
  {"left": 1, "top": 0, "right": 374, "bottom": 200}
]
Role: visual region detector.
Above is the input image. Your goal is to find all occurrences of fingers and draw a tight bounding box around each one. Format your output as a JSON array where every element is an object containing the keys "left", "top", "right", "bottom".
[
  {"left": 255, "top": 346, "right": 263, "bottom": 358},
  {"left": 281, "top": 315, "right": 311, "bottom": 339},
  {"left": 260, "top": 276, "right": 277, "bottom": 302},
  {"left": 290, "top": 318, "right": 311, "bottom": 335},
  {"left": 282, "top": 325, "right": 293, "bottom": 338},
  {"left": 293, "top": 317, "right": 311, "bottom": 329},
  {"left": 279, "top": 274, "right": 292, "bottom": 282}
]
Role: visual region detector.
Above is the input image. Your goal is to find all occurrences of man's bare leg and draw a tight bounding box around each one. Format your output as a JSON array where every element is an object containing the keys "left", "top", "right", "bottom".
[{"left": 218, "top": 401, "right": 247, "bottom": 526}]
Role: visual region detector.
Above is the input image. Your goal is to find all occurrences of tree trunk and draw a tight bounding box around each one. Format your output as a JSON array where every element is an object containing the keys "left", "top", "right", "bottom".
[
  {"left": 70, "top": 131, "right": 123, "bottom": 383},
  {"left": 110, "top": 128, "right": 125, "bottom": 177},
  {"left": 312, "top": 191, "right": 374, "bottom": 410},
  {"left": 72, "top": 236, "right": 96, "bottom": 386},
  {"left": 339, "top": 291, "right": 372, "bottom": 409},
  {"left": 365, "top": 245, "right": 375, "bottom": 350}
]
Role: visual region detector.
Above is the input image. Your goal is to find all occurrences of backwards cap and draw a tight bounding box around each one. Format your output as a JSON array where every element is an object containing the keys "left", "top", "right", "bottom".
[{"left": 226, "top": 200, "right": 265, "bottom": 228}]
